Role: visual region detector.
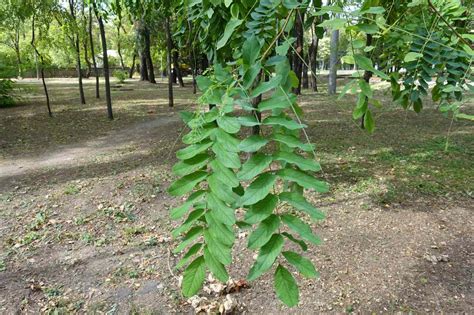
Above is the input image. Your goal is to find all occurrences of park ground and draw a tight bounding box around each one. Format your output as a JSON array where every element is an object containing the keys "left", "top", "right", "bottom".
[{"left": 0, "top": 77, "right": 473, "bottom": 313}]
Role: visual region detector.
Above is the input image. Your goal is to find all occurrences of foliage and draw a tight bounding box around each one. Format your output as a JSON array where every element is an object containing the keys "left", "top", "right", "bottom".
[
  {"left": 114, "top": 69, "right": 128, "bottom": 83},
  {"left": 0, "top": 79, "right": 15, "bottom": 107},
  {"left": 169, "top": 0, "right": 328, "bottom": 307}
]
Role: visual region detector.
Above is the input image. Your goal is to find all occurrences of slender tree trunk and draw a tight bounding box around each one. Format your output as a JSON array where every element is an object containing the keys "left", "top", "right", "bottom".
[
  {"left": 69, "top": 0, "right": 86, "bottom": 104},
  {"left": 144, "top": 27, "right": 156, "bottom": 83},
  {"left": 14, "top": 29, "right": 22, "bottom": 78},
  {"left": 139, "top": 52, "right": 148, "bottom": 81},
  {"left": 81, "top": 3, "right": 91, "bottom": 78},
  {"left": 165, "top": 17, "right": 174, "bottom": 107},
  {"left": 302, "top": 57, "right": 309, "bottom": 89},
  {"left": 187, "top": 20, "right": 197, "bottom": 93},
  {"left": 309, "top": 23, "right": 319, "bottom": 92},
  {"left": 31, "top": 16, "right": 52, "bottom": 117},
  {"left": 89, "top": 6, "right": 99, "bottom": 98},
  {"left": 201, "top": 54, "right": 209, "bottom": 73},
  {"left": 117, "top": 26, "right": 125, "bottom": 70},
  {"left": 94, "top": 3, "right": 113, "bottom": 120},
  {"left": 129, "top": 53, "right": 136, "bottom": 78},
  {"left": 34, "top": 52, "right": 40, "bottom": 80},
  {"left": 173, "top": 50, "right": 184, "bottom": 87},
  {"left": 328, "top": 29, "right": 339, "bottom": 95},
  {"left": 292, "top": 10, "right": 304, "bottom": 95},
  {"left": 361, "top": 34, "right": 373, "bottom": 129}
]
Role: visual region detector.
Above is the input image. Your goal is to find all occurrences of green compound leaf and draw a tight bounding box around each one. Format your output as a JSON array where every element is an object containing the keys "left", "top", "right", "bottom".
[
  {"left": 176, "top": 242, "right": 203, "bottom": 270},
  {"left": 272, "top": 133, "right": 314, "bottom": 152},
  {"left": 217, "top": 115, "right": 241, "bottom": 134},
  {"left": 251, "top": 75, "right": 282, "bottom": 98},
  {"left": 207, "top": 192, "right": 236, "bottom": 226},
  {"left": 262, "top": 116, "right": 306, "bottom": 130},
  {"left": 274, "top": 264, "right": 299, "bottom": 307},
  {"left": 238, "top": 135, "right": 269, "bottom": 152},
  {"left": 237, "top": 153, "right": 272, "bottom": 181},
  {"left": 248, "top": 214, "right": 280, "bottom": 249},
  {"left": 208, "top": 174, "right": 239, "bottom": 204},
  {"left": 239, "top": 173, "right": 277, "bottom": 206},
  {"left": 258, "top": 90, "right": 296, "bottom": 111},
  {"left": 274, "top": 151, "right": 321, "bottom": 172},
  {"left": 281, "top": 214, "right": 321, "bottom": 245},
  {"left": 204, "top": 227, "right": 233, "bottom": 265},
  {"left": 176, "top": 140, "right": 212, "bottom": 160},
  {"left": 168, "top": 171, "right": 208, "bottom": 196},
  {"left": 173, "top": 226, "right": 203, "bottom": 254},
  {"left": 282, "top": 251, "right": 319, "bottom": 278},
  {"left": 279, "top": 192, "right": 325, "bottom": 220},
  {"left": 212, "top": 142, "right": 241, "bottom": 169},
  {"left": 170, "top": 190, "right": 206, "bottom": 220},
  {"left": 182, "top": 256, "right": 206, "bottom": 297},
  {"left": 353, "top": 54, "right": 389, "bottom": 80},
  {"left": 282, "top": 232, "right": 308, "bottom": 251},
  {"left": 210, "top": 160, "right": 239, "bottom": 187},
  {"left": 217, "top": 18, "right": 243, "bottom": 50},
  {"left": 248, "top": 234, "right": 284, "bottom": 281},
  {"left": 277, "top": 168, "right": 328, "bottom": 193},
  {"left": 172, "top": 153, "right": 209, "bottom": 177},
  {"left": 244, "top": 193, "right": 278, "bottom": 224},
  {"left": 204, "top": 246, "right": 229, "bottom": 282}
]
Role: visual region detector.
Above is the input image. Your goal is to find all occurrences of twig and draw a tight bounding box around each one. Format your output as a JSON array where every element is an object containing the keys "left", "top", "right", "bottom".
[{"left": 427, "top": 0, "right": 472, "bottom": 48}]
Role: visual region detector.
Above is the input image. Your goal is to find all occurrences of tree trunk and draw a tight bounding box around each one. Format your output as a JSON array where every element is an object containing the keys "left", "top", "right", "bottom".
[
  {"left": 309, "top": 23, "right": 319, "bottom": 92},
  {"left": 201, "top": 54, "right": 209, "bottom": 74},
  {"left": 361, "top": 34, "right": 373, "bottom": 129},
  {"left": 165, "top": 17, "right": 174, "bottom": 107},
  {"left": 139, "top": 52, "right": 148, "bottom": 81},
  {"left": 144, "top": 26, "right": 155, "bottom": 83},
  {"left": 94, "top": 3, "right": 113, "bottom": 120},
  {"left": 31, "top": 16, "right": 52, "bottom": 117},
  {"left": 69, "top": 0, "right": 86, "bottom": 104},
  {"left": 328, "top": 29, "right": 339, "bottom": 95},
  {"left": 173, "top": 50, "right": 184, "bottom": 87},
  {"left": 117, "top": 26, "right": 125, "bottom": 70},
  {"left": 81, "top": 3, "right": 91, "bottom": 78},
  {"left": 302, "top": 58, "right": 309, "bottom": 89},
  {"left": 129, "top": 53, "right": 136, "bottom": 78},
  {"left": 88, "top": 6, "right": 99, "bottom": 98},
  {"left": 34, "top": 52, "right": 40, "bottom": 80},
  {"left": 14, "top": 29, "right": 22, "bottom": 79},
  {"left": 292, "top": 10, "right": 304, "bottom": 95},
  {"left": 187, "top": 20, "right": 197, "bottom": 94}
]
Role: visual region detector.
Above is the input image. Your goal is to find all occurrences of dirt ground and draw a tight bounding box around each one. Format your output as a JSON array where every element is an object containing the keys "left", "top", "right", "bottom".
[{"left": 0, "top": 77, "right": 473, "bottom": 314}]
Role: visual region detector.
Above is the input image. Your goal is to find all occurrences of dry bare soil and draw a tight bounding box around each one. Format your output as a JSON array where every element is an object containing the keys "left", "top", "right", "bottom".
[{"left": 0, "top": 77, "right": 473, "bottom": 313}]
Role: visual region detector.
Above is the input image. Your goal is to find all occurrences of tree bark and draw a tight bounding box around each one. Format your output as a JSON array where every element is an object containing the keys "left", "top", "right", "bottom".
[
  {"left": 14, "top": 29, "right": 22, "bottom": 78},
  {"left": 144, "top": 26, "right": 155, "bottom": 83},
  {"left": 69, "top": 0, "right": 86, "bottom": 104},
  {"left": 165, "top": 17, "right": 174, "bottom": 107},
  {"left": 292, "top": 10, "right": 304, "bottom": 95},
  {"left": 302, "top": 57, "right": 309, "bottom": 89},
  {"left": 129, "top": 53, "right": 136, "bottom": 78},
  {"left": 117, "top": 26, "right": 125, "bottom": 70},
  {"left": 173, "top": 50, "right": 184, "bottom": 87},
  {"left": 94, "top": 3, "right": 113, "bottom": 120},
  {"left": 309, "top": 23, "right": 319, "bottom": 92},
  {"left": 31, "top": 15, "right": 52, "bottom": 117},
  {"left": 139, "top": 52, "right": 148, "bottom": 81},
  {"left": 328, "top": 29, "right": 339, "bottom": 95},
  {"left": 81, "top": 2, "right": 91, "bottom": 78},
  {"left": 187, "top": 20, "right": 197, "bottom": 94},
  {"left": 361, "top": 34, "right": 373, "bottom": 129},
  {"left": 88, "top": 6, "right": 99, "bottom": 98}
]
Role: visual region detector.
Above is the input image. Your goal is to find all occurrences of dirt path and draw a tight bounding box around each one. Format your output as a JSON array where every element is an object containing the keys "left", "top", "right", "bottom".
[
  {"left": 0, "top": 114, "right": 181, "bottom": 190},
  {"left": 1, "top": 79, "right": 472, "bottom": 313}
]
